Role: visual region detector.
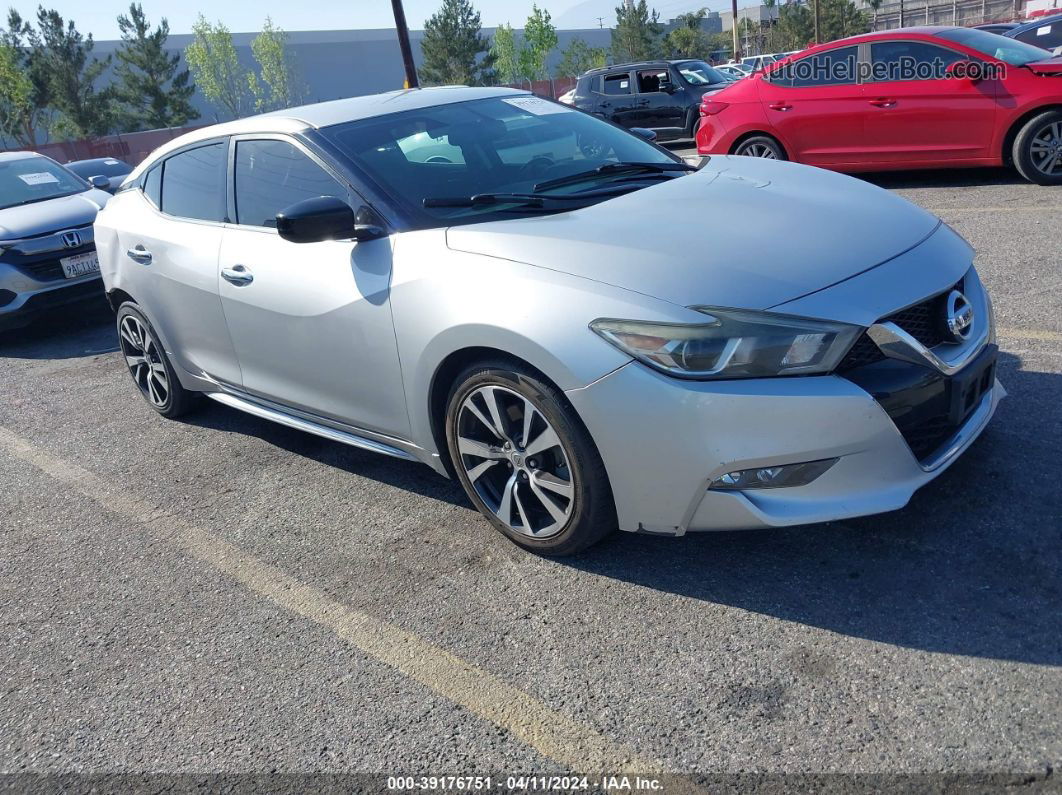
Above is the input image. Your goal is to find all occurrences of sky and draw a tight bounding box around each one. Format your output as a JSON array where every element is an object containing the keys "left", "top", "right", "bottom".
[{"left": 3, "top": 0, "right": 579, "bottom": 39}]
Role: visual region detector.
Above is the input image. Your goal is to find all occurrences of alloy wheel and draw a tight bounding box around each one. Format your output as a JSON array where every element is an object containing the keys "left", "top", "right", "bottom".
[
  {"left": 737, "top": 142, "right": 778, "bottom": 159},
  {"left": 456, "top": 384, "right": 575, "bottom": 539},
  {"left": 118, "top": 315, "right": 169, "bottom": 408},
  {"left": 1029, "top": 120, "right": 1062, "bottom": 176}
]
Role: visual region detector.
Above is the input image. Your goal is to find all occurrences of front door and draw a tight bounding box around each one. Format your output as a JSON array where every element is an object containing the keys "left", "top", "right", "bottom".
[
  {"left": 632, "top": 68, "right": 686, "bottom": 133},
  {"left": 861, "top": 40, "right": 999, "bottom": 163},
  {"left": 217, "top": 136, "right": 408, "bottom": 436},
  {"left": 758, "top": 45, "right": 868, "bottom": 166}
]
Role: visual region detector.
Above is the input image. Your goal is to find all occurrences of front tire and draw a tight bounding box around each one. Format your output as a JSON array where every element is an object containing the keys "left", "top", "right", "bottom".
[
  {"left": 445, "top": 361, "right": 616, "bottom": 556},
  {"left": 1012, "top": 110, "right": 1062, "bottom": 185},
  {"left": 733, "top": 134, "right": 786, "bottom": 160},
  {"left": 116, "top": 302, "right": 200, "bottom": 418}
]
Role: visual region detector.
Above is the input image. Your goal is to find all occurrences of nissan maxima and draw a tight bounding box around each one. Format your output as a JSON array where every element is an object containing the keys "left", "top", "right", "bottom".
[{"left": 93, "top": 86, "right": 1003, "bottom": 555}]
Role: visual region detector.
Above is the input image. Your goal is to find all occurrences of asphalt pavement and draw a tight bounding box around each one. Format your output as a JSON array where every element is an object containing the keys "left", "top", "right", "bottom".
[{"left": 1, "top": 161, "right": 1060, "bottom": 792}]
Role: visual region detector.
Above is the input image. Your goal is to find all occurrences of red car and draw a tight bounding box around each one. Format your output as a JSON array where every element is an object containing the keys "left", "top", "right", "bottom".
[{"left": 695, "top": 26, "right": 1062, "bottom": 184}]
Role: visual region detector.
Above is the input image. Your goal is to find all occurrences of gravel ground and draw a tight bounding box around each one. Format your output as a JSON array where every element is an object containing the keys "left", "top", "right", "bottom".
[{"left": 1, "top": 163, "right": 1059, "bottom": 792}]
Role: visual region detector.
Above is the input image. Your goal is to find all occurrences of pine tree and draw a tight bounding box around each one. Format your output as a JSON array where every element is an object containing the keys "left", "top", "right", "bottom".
[
  {"left": 114, "top": 4, "right": 198, "bottom": 131},
  {"left": 612, "top": 0, "right": 663, "bottom": 63},
  {"left": 419, "top": 0, "right": 494, "bottom": 86}
]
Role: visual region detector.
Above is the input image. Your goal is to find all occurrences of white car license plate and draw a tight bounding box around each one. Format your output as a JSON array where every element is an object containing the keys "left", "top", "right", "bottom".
[{"left": 60, "top": 251, "right": 100, "bottom": 279}]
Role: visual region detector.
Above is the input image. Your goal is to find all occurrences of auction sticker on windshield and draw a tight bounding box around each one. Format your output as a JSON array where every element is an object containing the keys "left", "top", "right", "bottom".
[
  {"left": 502, "top": 97, "right": 570, "bottom": 115},
  {"left": 18, "top": 172, "right": 60, "bottom": 186},
  {"left": 60, "top": 251, "right": 100, "bottom": 279}
]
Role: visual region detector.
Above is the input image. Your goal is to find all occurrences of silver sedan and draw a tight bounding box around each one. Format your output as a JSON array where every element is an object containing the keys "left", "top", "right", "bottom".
[{"left": 94, "top": 86, "right": 1003, "bottom": 554}]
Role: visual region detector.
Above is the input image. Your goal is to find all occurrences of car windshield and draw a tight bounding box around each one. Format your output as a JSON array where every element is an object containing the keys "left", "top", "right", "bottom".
[
  {"left": 937, "top": 27, "right": 1054, "bottom": 65},
  {"left": 66, "top": 159, "right": 131, "bottom": 179},
  {"left": 676, "top": 61, "right": 729, "bottom": 85},
  {"left": 0, "top": 155, "right": 88, "bottom": 211},
  {"left": 320, "top": 95, "right": 684, "bottom": 227}
]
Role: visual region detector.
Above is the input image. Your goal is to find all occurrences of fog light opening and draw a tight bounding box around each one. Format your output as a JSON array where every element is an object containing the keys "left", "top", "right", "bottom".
[{"left": 709, "top": 458, "right": 838, "bottom": 491}]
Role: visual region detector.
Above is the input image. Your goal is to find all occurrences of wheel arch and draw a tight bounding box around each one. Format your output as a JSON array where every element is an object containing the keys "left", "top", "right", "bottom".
[
  {"left": 1001, "top": 104, "right": 1062, "bottom": 165},
  {"left": 106, "top": 287, "right": 136, "bottom": 313},
  {"left": 729, "top": 130, "right": 789, "bottom": 159}
]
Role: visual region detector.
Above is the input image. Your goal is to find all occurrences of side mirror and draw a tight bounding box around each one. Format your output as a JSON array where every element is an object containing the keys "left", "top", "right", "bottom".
[
  {"left": 276, "top": 196, "right": 386, "bottom": 244},
  {"left": 89, "top": 175, "right": 110, "bottom": 189},
  {"left": 630, "top": 127, "right": 657, "bottom": 142}
]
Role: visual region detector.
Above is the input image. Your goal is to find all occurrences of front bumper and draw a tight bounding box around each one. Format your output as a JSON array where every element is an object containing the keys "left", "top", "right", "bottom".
[{"left": 566, "top": 360, "right": 1003, "bottom": 535}]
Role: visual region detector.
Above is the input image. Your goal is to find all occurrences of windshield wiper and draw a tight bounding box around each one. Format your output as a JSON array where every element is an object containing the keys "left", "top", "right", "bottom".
[
  {"left": 423, "top": 191, "right": 640, "bottom": 209},
  {"left": 533, "top": 161, "right": 695, "bottom": 193}
]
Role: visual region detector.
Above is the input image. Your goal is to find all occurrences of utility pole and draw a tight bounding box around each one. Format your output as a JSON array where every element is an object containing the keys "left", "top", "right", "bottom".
[
  {"left": 596, "top": 15, "right": 605, "bottom": 27},
  {"left": 391, "top": 0, "right": 419, "bottom": 89},
  {"left": 813, "top": 0, "right": 821, "bottom": 44},
  {"left": 731, "top": 0, "right": 740, "bottom": 59}
]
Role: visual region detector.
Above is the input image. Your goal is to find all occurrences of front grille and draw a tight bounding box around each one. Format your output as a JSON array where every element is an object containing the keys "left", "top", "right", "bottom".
[
  {"left": 900, "top": 414, "right": 956, "bottom": 460},
  {"left": 837, "top": 279, "right": 964, "bottom": 371},
  {"left": 19, "top": 259, "right": 67, "bottom": 281},
  {"left": 5, "top": 242, "right": 96, "bottom": 283}
]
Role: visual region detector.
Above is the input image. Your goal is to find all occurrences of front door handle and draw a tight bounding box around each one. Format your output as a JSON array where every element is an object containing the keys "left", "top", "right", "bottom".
[
  {"left": 126, "top": 245, "right": 152, "bottom": 264},
  {"left": 221, "top": 265, "right": 254, "bottom": 286},
  {"left": 869, "top": 98, "right": 897, "bottom": 108},
  {"left": 768, "top": 101, "right": 793, "bottom": 111}
]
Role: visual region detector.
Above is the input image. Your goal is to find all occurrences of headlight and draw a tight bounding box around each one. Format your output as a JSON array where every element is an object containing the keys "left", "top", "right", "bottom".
[{"left": 590, "top": 307, "right": 861, "bottom": 380}]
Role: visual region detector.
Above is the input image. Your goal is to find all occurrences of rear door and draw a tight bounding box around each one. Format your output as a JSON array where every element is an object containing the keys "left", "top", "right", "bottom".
[
  {"left": 111, "top": 140, "right": 242, "bottom": 386},
  {"left": 861, "top": 39, "right": 999, "bottom": 163},
  {"left": 757, "top": 45, "right": 867, "bottom": 165},
  {"left": 594, "top": 70, "right": 637, "bottom": 127},
  {"left": 216, "top": 135, "right": 408, "bottom": 435}
]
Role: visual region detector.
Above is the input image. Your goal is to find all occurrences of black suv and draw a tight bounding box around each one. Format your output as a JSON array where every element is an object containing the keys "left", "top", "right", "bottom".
[{"left": 570, "top": 60, "right": 733, "bottom": 141}]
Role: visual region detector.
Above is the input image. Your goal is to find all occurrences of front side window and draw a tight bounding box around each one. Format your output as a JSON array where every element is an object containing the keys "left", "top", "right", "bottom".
[
  {"left": 0, "top": 155, "right": 88, "bottom": 211},
  {"left": 320, "top": 96, "right": 683, "bottom": 228},
  {"left": 869, "top": 41, "right": 966, "bottom": 81},
  {"left": 770, "top": 46, "right": 859, "bottom": 87},
  {"left": 160, "top": 143, "right": 226, "bottom": 222},
  {"left": 636, "top": 69, "right": 670, "bottom": 93},
  {"left": 234, "top": 139, "right": 347, "bottom": 228},
  {"left": 936, "top": 27, "right": 1052, "bottom": 65},
  {"left": 602, "top": 73, "right": 631, "bottom": 94}
]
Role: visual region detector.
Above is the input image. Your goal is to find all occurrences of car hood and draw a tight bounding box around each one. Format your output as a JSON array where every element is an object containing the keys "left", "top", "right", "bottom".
[
  {"left": 0, "top": 189, "right": 109, "bottom": 241},
  {"left": 1026, "top": 56, "right": 1062, "bottom": 75},
  {"left": 446, "top": 156, "right": 942, "bottom": 310}
]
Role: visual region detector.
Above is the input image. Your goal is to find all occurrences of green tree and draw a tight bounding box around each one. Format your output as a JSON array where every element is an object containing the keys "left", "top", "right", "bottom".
[
  {"left": 248, "top": 17, "right": 303, "bottom": 112},
  {"left": 0, "top": 10, "right": 51, "bottom": 145},
  {"left": 612, "top": 0, "right": 663, "bottom": 63},
  {"left": 664, "top": 9, "right": 710, "bottom": 59},
  {"left": 519, "top": 4, "right": 557, "bottom": 81},
  {"left": 774, "top": 2, "right": 813, "bottom": 51},
  {"left": 821, "top": 0, "right": 870, "bottom": 39},
  {"left": 13, "top": 8, "right": 114, "bottom": 138},
  {"left": 419, "top": 0, "right": 494, "bottom": 86},
  {"left": 556, "top": 37, "right": 607, "bottom": 78},
  {"left": 113, "top": 3, "right": 197, "bottom": 131},
  {"left": 490, "top": 23, "right": 523, "bottom": 84},
  {"left": 185, "top": 15, "right": 251, "bottom": 119}
]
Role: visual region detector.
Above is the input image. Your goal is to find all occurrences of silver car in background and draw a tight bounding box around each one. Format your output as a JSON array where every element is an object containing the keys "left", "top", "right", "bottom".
[
  {"left": 94, "top": 87, "right": 1003, "bottom": 555},
  {"left": 0, "top": 152, "right": 110, "bottom": 331}
]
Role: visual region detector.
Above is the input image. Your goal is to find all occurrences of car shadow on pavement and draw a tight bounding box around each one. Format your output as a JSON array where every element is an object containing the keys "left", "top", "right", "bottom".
[
  {"left": 180, "top": 404, "right": 474, "bottom": 511},
  {"left": 860, "top": 167, "right": 1027, "bottom": 190},
  {"left": 0, "top": 299, "right": 117, "bottom": 361},
  {"left": 560, "top": 352, "right": 1062, "bottom": 666}
]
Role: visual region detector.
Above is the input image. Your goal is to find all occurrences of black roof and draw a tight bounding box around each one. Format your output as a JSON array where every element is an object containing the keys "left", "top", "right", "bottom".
[{"left": 582, "top": 59, "right": 701, "bottom": 76}]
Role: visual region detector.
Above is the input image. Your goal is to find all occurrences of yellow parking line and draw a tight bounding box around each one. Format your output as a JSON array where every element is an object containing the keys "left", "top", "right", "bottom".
[
  {"left": 997, "top": 327, "right": 1062, "bottom": 343},
  {"left": 0, "top": 425, "right": 667, "bottom": 778}
]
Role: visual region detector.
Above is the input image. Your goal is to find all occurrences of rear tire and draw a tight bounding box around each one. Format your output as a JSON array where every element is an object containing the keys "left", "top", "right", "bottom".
[
  {"left": 116, "top": 302, "right": 201, "bottom": 419},
  {"left": 445, "top": 361, "right": 616, "bottom": 556},
  {"left": 1012, "top": 110, "right": 1062, "bottom": 185},
  {"left": 732, "top": 134, "right": 786, "bottom": 160}
]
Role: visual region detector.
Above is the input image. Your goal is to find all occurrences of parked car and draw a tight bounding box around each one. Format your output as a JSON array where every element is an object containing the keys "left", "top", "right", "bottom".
[
  {"left": 1003, "top": 12, "right": 1062, "bottom": 52},
  {"left": 95, "top": 86, "right": 1002, "bottom": 554},
  {"left": 570, "top": 59, "right": 732, "bottom": 140},
  {"left": 557, "top": 88, "right": 576, "bottom": 105},
  {"left": 696, "top": 26, "right": 1062, "bottom": 184},
  {"left": 715, "top": 64, "right": 749, "bottom": 80},
  {"left": 740, "top": 54, "right": 780, "bottom": 71},
  {"left": 65, "top": 157, "right": 133, "bottom": 194},
  {"left": 0, "top": 151, "right": 110, "bottom": 330},
  {"left": 974, "top": 21, "right": 1021, "bottom": 34}
]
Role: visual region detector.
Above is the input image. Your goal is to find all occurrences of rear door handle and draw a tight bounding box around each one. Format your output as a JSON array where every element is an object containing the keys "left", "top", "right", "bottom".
[
  {"left": 126, "top": 246, "right": 152, "bottom": 264},
  {"left": 221, "top": 265, "right": 254, "bottom": 286},
  {"left": 768, "top": 102, "right": 792, "bottom": 111},
  {"left": 869, "top": 98, "right": 897, "bottom": 107}
]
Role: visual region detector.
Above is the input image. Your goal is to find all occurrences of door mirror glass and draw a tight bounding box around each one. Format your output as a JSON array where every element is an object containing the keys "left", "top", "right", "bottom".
[
  {"left": 276, "top": 196, "right": 356, "bottom": 243},
  {"left": 630, "top": 127, "right": 657, "bottom": 141}
]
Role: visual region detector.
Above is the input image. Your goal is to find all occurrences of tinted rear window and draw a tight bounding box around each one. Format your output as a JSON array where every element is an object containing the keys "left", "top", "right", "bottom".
[{"left": 160, "top": 143, "right": 226, "bottom": 222}]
